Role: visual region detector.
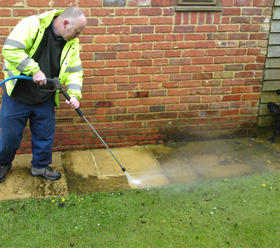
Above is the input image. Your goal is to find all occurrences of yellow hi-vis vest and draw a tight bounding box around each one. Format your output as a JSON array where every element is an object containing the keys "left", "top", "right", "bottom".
[{"left": 2, "top": 10, "right": 83, "bottom": 107}]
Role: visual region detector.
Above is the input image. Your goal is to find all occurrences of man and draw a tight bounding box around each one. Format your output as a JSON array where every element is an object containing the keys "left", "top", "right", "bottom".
[{"left": 0, "top": 7, "right": 87, "bottom": 182}]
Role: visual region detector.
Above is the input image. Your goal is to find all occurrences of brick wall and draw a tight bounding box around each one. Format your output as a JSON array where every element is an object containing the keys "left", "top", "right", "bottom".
[{"left": 0, "top": 0, "right": 274, "bottom": 153}]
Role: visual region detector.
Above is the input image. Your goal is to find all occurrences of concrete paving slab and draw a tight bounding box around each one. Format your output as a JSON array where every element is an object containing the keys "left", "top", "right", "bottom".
[
  {"left": 91, "top": 146, "right": 170, "bottom": 188},
  {"left": 147, "top": 138, "right": 280, "bottom": 184},
  {"left": 0, "top": 168, "right": 33, "bottom": 201},
  {"left": 63, "top": 150, "right": 97, "bottom": 178},
  {"left": 13, "top": 152, "right": 63, "bottom": 169},
  {"left": 32, "top": 166, "right": 68, "bottom": 198},
  {"left": 92, "top": 146, "right": 163, "bottom": 176},
  {"left": 2, "top": 136, "right": 280, "bottom": 201}
]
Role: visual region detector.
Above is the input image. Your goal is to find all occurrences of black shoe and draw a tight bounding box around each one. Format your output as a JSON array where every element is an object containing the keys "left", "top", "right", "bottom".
[
  {"left": 31, "top": 165, "right": 61, "bottom": 181},
  {"left": 0, "top": 164, "right": 12, "bottom": 183}
]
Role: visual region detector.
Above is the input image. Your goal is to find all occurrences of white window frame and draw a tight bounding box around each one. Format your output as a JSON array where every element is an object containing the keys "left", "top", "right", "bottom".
[{"left": 175, "top": 0, "right": 222, "bottom": 11}]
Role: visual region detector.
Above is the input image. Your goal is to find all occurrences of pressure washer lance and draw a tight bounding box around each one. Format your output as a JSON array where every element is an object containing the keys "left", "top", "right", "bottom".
[{"left": 0, "top": 76, "right": 127, "bottom": 173}]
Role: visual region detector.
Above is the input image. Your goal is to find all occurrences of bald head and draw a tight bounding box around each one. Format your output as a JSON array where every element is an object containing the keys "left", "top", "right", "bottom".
[
  {"left": 54, "top": 7, "right": 87, "bottom": 41},
  {"left": 60, "top": 7, "right": 86, "bottom": 19}
]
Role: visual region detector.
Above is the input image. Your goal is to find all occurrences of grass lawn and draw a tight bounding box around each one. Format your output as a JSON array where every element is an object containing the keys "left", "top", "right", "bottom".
[{"left": 1, "top": 172, "right": 280, "bottom": 248}]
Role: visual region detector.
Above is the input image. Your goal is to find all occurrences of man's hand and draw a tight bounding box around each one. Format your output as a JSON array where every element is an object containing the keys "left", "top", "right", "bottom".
[
  {"left": 66, "top": 97, "right": 80, "bottom": 109},
  {"left": 33, "top": 70, "right": 47, "bottom": 85}
]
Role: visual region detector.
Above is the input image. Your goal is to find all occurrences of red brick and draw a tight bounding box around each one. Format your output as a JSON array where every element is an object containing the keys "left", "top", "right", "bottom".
[
  {"left": 117, "top": 68, "right": 139, "bottom": 75},
  {"left": 79, "top": 0, "right": 102, "bottom": 6},
  {"left": 130, "top": 59, "right": 153, "bottom": 67},
  {"left": 227, "top": 49, "right": 247, "bottom": 55},
  {"left": 117, "top": 8, "right": 139, "bottom": 16},
  {"left": 120, "top": 35, "right": 141, "bottom": 43},
  {"left": 0, "top": 18, "right": 19, "bottom": 26},
  {"left": 181, "top": 66, "right": 203, "bottom": 73},
  {"left": 106, "top": 60, "right": 129, "bottom": 68},
  {"left": 27, "top": 0, "right": 50, "bottom": 6},
  {"left": 162, "top": 67, "right": 180, "bottom": 74},
  {"left": 53, "top": 0, "right": 76, "bottom": 6},
  {"left": 129, "top": 91, "right": 149, "bottom": 98},
  {"left": 0, "top": 28, "right": 10, "bottom": 35},
  {"left": 192, "top": 58, "right": 213, "bottom": 64},
  {"left": 117, "top": 99, "right": 139, "bottom": 106},
  {"left": 156, "top": 26, "right": 173, "bottom": 33},
  {"left": 143, "top": 34, "right": 165, "bottom": 42},
  {"left": 253, "top": 0, "right": 273, "bottom": 6},
  {"left": 193, "top": 73, "right": 213, "bottom": 80},
  {"left": 153, "top": 75, "right": 169, "bottom": 82},
  {"left": 196, "top": 26, "right": 218, "bottom": 32},
  {"left": 128, "top": 106, "right": 149, "bottom": 113},
  {"left": 83, "top": 44, "right": 106, "bottom": 52},
  {"left": 107, "top": 76, "right": 129, "bottom": 84},
  {"left": 13, "top": 9, "right": 36, "bottom": 16},
  {"left": 84, "top": 27, "right": 106, "bottom": 35},
  {"left": 0, "top": 0, "right": 24, "bottom": 6},
  {"left": 150, "top": 17, "right": 173, "bottom": 25},
  {"left": 218, "top": 25, "right": 239, "bottom": 32},
  {"left": 228, "top": 33, "right": 249, "bottom": 40},
  {"left": 132, "top": 26, "right": 154, "bottom": 34},
  {"left": 117, "top": 84, "right": 139, "bottom": 91},
  {"left": 242, "top": 94, "right": 261, "bottom": 100},
  {"left": 142, "top": 51, "right": 164, "bottom": 58},
  {"left": 151, "top": 0, "right": 174, "bottom": 6},
  {"left": 235, "top": 0, "right": 252, "bottom": 6},
  {"left": 162, "top": 97, "right": 180, "bottom": 104},
  {"left": 93, "top": 84, "right": 116, "bottom": 92},
  {"left": 107, "top": 27, "right": 130, "bottom": 35},
  {"left": 155, "top": 43, "right": 172, "bottom": 50},
  {"left": 118, "top": 52, "right": 141, "bottom": 59},
  {"left": 95, "top": 36, "right": 118, "bottom": 43},
  {"left": 165, "top": 51, "right": 181, "bottom": 58},
  {"left": 214, "top": 57, "right": 235, "bottom": 64},
  {"left": 141, "top": 67, "right": 161, "bottom": 74},
  {"left": 223, "top": 8, "right": 241, "bottom": 15},
  {"left": 91, "top": 8, "right": 115, "bottom": 16},
  {"left": 185, "top": 34, "right": 206, "bottom": 40},
  {"left": 231, "top": 17, "right": 251, "bottom": 24},
  {"left": 170, "top": 74, "right": 191, "bottom": 81},
  {"left": 139, "top": 8, "right": 162, "bottom": 16},
  {"left": 107, "top": 44, "right": 130, "bottom": 52},
  {"left": 174, "top": 26, "right": 195, "bottom": 33},
  {"left": 183, "top": 50, "right": 204, "bottom": 57},
  {"left": 125, "top": 17, "right": 149, "bottom": 25},
  {"left": 221, "top": 109, "right": 239, "bottom": 116}
]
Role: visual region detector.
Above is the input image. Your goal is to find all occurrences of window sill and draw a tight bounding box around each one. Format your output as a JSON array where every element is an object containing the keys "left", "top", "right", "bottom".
[{"left": 175, "top": 6, "right": 223, "bottom": 12}]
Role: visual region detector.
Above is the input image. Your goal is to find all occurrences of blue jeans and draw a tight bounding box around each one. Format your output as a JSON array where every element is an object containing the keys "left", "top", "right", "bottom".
[{"left": 0, "top": 93, "right": 55, "bottom": 168}]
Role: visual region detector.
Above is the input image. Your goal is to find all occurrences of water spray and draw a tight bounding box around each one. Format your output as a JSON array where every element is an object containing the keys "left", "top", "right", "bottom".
[{"left": 0, "top": 76, "right": 139, "bottom": 184}]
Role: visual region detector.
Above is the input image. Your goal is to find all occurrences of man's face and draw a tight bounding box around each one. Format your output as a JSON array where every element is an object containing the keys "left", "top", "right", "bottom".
[{"left": 62, "top": 16, "right": 87, "bottom": 41}]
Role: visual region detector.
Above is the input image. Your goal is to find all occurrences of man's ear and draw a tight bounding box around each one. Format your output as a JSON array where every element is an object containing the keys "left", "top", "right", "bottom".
[{"left": 63, "top": 19, "right": 69, "bottom": 29}]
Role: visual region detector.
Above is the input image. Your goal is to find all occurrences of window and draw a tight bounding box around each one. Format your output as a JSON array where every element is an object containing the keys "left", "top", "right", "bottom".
[{"left": 175, "top": 0, "right": 222, "bottom": 12}]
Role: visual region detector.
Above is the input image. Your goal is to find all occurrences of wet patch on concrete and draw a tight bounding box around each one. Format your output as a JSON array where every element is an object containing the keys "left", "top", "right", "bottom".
[
  {"left": 64, "top": 173, "right": 131, "bottom": 194},
  {"left": 62, "top": 146, "right": 169, "bottom": 193},
  {"left": 147, "top": 138, "right": 280, "bottom": 184},
  {"left": 32, "top": 167, "right": 68, "bottom": 198}
]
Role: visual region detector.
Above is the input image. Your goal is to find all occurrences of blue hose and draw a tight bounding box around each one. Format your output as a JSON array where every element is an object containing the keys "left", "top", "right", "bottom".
[{"left": 0, "top": 75, "right": 32, "bottom": 86}]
